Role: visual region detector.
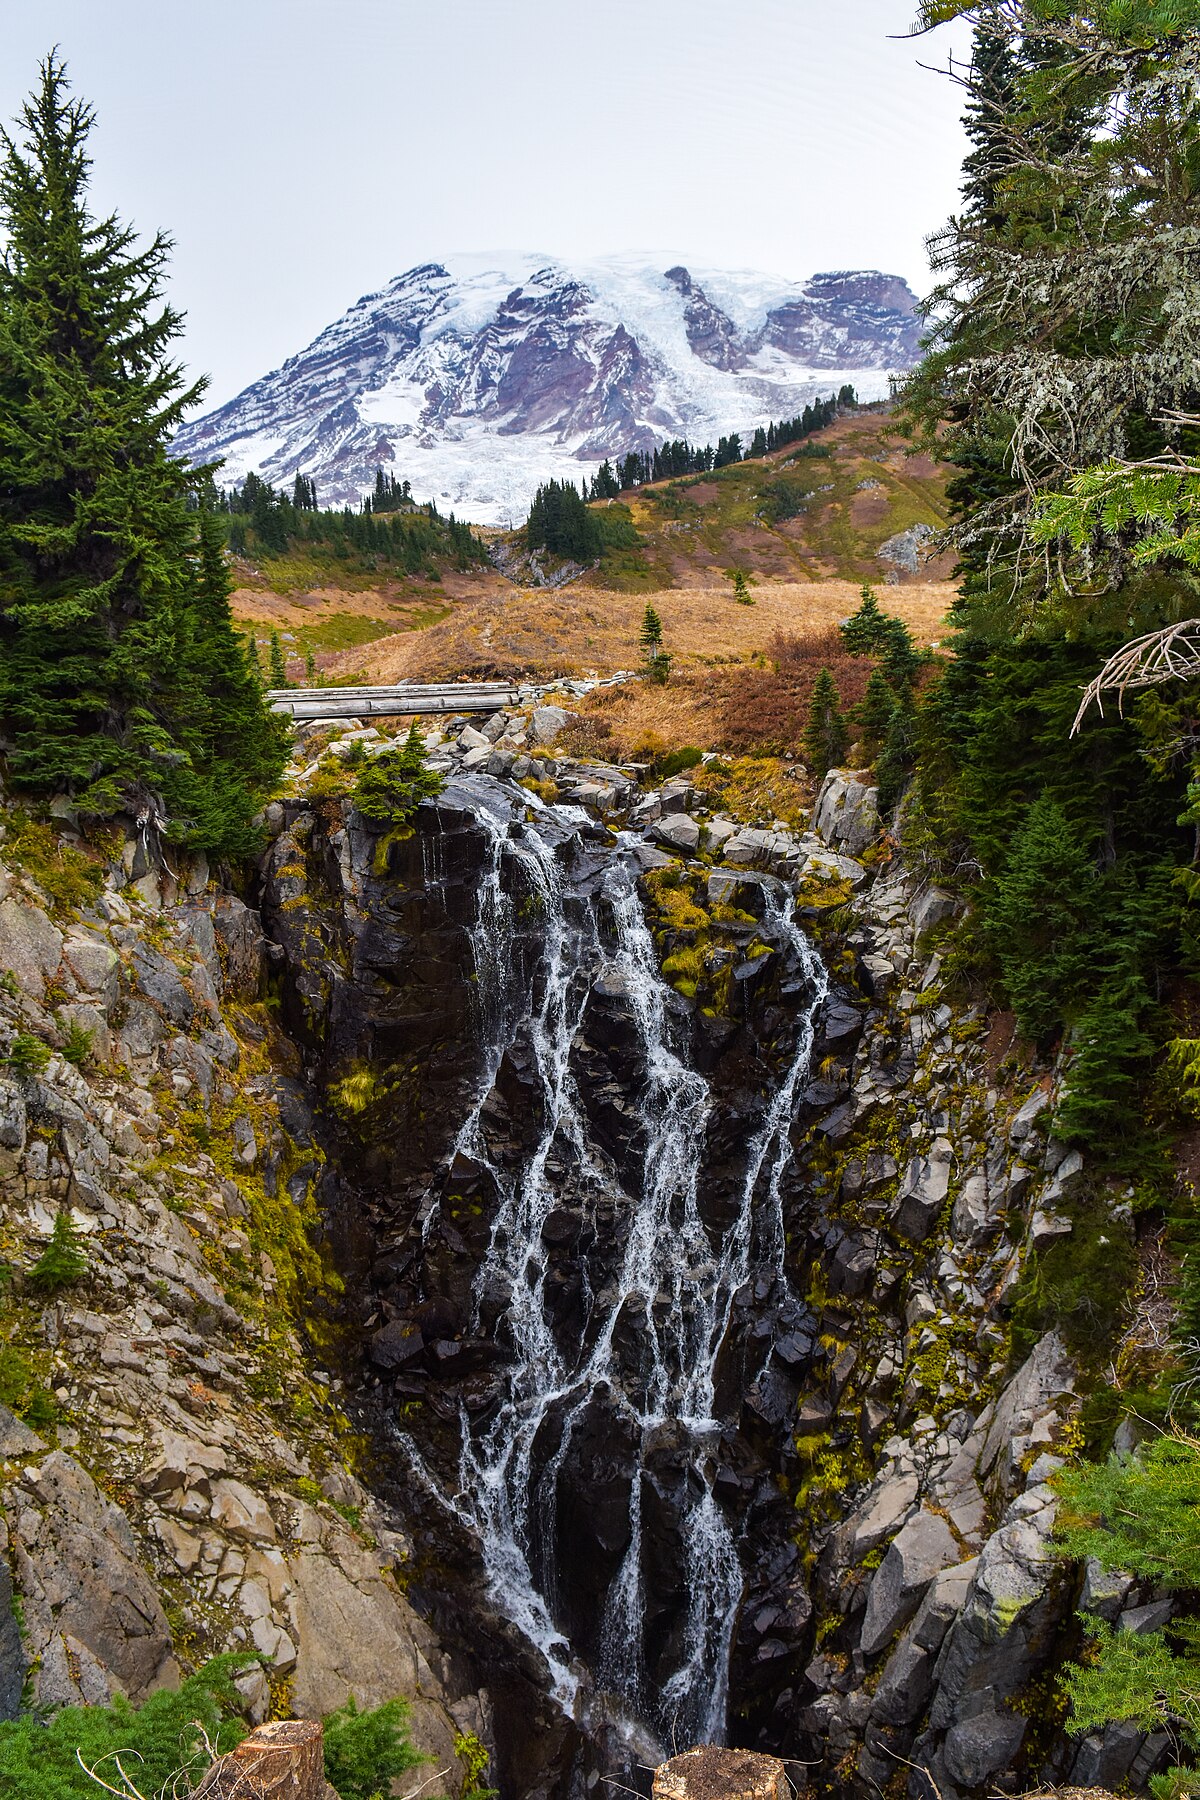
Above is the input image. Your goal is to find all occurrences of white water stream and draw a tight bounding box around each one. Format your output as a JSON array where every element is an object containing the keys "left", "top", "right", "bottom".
[{"left": 412, "top": 802, "right": 828, "bottom": 1748}]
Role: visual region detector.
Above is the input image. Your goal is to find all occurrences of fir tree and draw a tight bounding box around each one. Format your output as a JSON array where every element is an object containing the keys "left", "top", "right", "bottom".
[
  {"left": 352, "top": 722, "right": 444, "bottom": 830},
  {"left": 988, "top": 794, "right": 1102, "bottom": 1040},
  {"left": 840, "top": 585, "right": 889, "bottom": 655},
  {"left": 29, "top": 1210, "right": 88, "bottom": 1291},
  {"left": 268, "top": 631, "right": 289, "bottom": 689},
  {"left": 639, "top": 604, "right": 670, "bottom": 685},
  {"left": 803, "top": 669, "right": 847, "bottom": 775},
  {"left": 855, "top": 669, "right": 898, "bottom": 758},
  {"left": 875, "top": 696, "right": 917, "bottom": 814},
  {"left": 730, "top": 569, "right": 754, "bottom": 606},
  {"left": 0, "top": 55, "right": 284, "bottom": 851}
]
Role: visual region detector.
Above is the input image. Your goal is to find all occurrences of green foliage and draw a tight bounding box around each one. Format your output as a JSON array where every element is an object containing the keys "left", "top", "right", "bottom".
[
  {"left": 875, "top": 696, "right": 917, "bottom": 814},
  {"left": 0, "top": 1654, "right": 251, "bottom": 1797},
  {"left": 988, "top": 795, "right": 1104, "bottom": 1040},
  {"left": 28, "top": 1211, "right": 88, "bottom": 1292},
  {"left": 854, "top": 669, "right": 899, "bottom": 758},
  {"left": 0, "top": 1342, "right": 56, "bottom": 1430},
  {"left": 640, "top": 604, "right": 671, "bottom": 684},
  {"left": 1, "top": 813, "right": 104, "bottom": 915},
  {"left": 729, "top": 569, "right": 754, "bottom": 606},
  {"left": 1053, "top": 969, "right": 1156, "bottom": 1153},
  {"left": 57, "top": 1019, "right": 94, "bottom": 1068},
  {"left": 352, "top": 724, "right": 444, "bottom": 829},
  {"left": 0, "top": 57, "right": 286, "bottom": 855},
  {"left": 840, "top": 585, "right": 890, "bottom": 656},
  {"left": 268, "top": 631, "right": 289, "bottom": 690},
  {"left": 2, "top": 1032, "right": 51, "bottom": 1076},
  {"left": 1009, "top": 1188, "right": 1137, "bottom": 1369},
  {"left": 1054, "top": 1434, "right": 1200, "bottom": 1752},
  {"left": 803, "top": 669, "right": 848, "bottom": 776},
  {"left": 322, "top": 1696, "right": 426, "bottom": 1800},
  {"left": 1064, "top": 1619, "right": 1200, "bottom": 1744},
  {"left": 1055, "top": 1433, "right": 1200, "bottom": 1585},
  {"left": 454, "top": 1729, "right": 498, "bottom": 1800},
  {"left": 525, "top": 480, "right": 600, "bottom": 561},
  {"left": 657, "top": 746, "right": 704, "bottom": 779}
]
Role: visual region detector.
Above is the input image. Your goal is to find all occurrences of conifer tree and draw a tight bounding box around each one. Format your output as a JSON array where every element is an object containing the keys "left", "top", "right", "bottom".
[
  {"left": 730, "top": 569, "right": 754, "bottom": 606},
  {"left": 855, "top": 669, "right": 898, "bottom": 758},
  {"left": 639, "top": 604, "right": 670, "bottom": 685},
  {"left": 268, "top": 632, "right": 289, "bottom": 689},
  {"left": 988, "top": 794, "right": 1102, "bottom": 1040},
  {"left": 0, "top": 55, "right": 284, "bottom": 851},
  {"left": 803, "top": 669, "right": 847, "bottom": 775},
  {"left": 840, "top": 585, "right": 889, "bottom": 656},
  {"left": 353, "top": 721, "right": 444, "bottom": 829}
]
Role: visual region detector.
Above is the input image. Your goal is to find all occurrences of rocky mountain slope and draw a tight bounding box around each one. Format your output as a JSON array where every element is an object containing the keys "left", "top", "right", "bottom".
[
  {"left": 0, "top": 710, "right": 1162, "bottom": 1800},
  {"left": 175, "top": 255, "right": 924, "bottom": 524}
]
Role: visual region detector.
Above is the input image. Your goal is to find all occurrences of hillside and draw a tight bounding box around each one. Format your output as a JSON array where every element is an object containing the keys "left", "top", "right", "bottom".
[
  {"left": 301, "top": 406, "right": 954, "bottom": 693},
  {"left": 175, "top": 255, "right": 924, "bottom": 523}
]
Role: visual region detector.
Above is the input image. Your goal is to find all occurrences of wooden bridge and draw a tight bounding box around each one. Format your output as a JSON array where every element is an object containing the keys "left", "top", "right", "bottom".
[{"left": 266, "top": 681, "right": 521, "bottom": 722}]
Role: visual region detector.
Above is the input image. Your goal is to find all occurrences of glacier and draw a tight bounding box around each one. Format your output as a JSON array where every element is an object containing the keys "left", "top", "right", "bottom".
[{"left": 175, "top": 252, "right": 923, "bottom": 526}]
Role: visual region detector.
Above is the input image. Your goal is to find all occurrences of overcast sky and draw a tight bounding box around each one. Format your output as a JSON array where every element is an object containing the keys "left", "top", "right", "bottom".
[{"left": 1, "top": 1, "right": 973, "bottom": 412}]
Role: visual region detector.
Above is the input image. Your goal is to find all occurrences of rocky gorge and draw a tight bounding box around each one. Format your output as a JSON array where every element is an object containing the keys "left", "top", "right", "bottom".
[{"left": 0, "top": 704, "right": 1171, "bottom": 1800}]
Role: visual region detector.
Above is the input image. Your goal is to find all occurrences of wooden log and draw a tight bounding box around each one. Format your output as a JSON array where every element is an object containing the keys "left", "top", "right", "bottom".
[
  {"left": 193, "top": 1719, "right": 337, "bottom": 1799},
  {"left": 652, "top": 1747, "right": 790, "bottom": 1800}
]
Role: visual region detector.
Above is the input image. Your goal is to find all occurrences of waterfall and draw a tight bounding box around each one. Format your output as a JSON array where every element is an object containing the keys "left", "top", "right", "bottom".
[{"left": 405, "top": 797, "right": 829, "bottom": 1750}]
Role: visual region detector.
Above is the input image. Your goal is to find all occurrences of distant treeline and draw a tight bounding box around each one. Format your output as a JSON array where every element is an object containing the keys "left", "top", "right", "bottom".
[
  {"left": 586, "top": 386, "right": 858, "bottom": 498},
  {"left": 214, "top": 467, "right": 487, "bottom": 573}
]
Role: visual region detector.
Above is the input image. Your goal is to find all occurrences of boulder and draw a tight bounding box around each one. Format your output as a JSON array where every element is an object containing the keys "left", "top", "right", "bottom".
[
  {"left": 847, "top": 1471, "right": 919, "bottom": 1558},
  {"left": 8, "top": 1450, "right": 178, "bottom": 1707},
  {"left": 0, "top": 897, "right": 63, "bottom": 1000},
  {"left": 652, "top": 814, "right": 701, "bottom": 854},
  {"left": 860, "top": 1508, "right": 960, "bottom": 1656},
  {"left": 61, "top": 928, "right": 121, "bottom": 1007},
  {"left": 812, "top": 771, "right": 881, "bottom": 856},
  {"left": 911, "top": 884, "right": 958, "bottom": 945},
  {"left": 0, "top": 1081, "right": 26, "bottom": 1155},
  {"left": 941, "top": 1708, "right": 1026, "bottom": 1787},
  {"left": 892, "top": 1138, "right": 953, "bottom": 1242},
  {"left": 529, "top": 705, "right": 570, "bottom": 746}
]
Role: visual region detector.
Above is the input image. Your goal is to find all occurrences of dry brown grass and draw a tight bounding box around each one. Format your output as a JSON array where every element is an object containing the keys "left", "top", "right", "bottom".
[{"left": 335, "top": 577, "right": 955, "bottom": 686}]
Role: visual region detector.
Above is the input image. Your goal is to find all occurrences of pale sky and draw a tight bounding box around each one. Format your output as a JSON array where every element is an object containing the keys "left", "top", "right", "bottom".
[{"left": 0, "top": 1, "right": 974, "bottom": 412}]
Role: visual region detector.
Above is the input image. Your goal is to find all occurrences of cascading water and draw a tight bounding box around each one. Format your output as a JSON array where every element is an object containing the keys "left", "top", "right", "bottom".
[{"left": 409, "top": 796, "right": 830, "bottom": 1753}]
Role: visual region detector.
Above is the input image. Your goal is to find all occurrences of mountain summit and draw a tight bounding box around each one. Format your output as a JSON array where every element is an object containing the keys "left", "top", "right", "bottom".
[{"left": 177, "top": 253, "right": 923, "bottom": 523}]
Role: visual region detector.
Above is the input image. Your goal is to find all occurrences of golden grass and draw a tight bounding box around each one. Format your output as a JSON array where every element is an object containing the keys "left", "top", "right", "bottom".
[{"left": 336, "top": 578, "right": 956, "bottom": 686}]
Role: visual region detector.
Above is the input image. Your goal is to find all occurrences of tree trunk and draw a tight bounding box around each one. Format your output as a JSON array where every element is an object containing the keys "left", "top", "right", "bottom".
[
  {"left": 193, "top": 1719, "right": 338, "bottom": 1799},
  {"left": 652, "top": 1747, "right": 790, "bottom": 1800}
]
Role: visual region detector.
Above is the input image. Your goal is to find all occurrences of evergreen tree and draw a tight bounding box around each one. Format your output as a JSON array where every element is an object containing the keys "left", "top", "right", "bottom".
[
  {"left": 854, "top": 669, "right": 898, "bottom": 758},
  {"left": 803, "top": 669, "right": 847, "bottom": 775},
  {"left": 875, "top": 695, "right": 918, "bottom": 814},
  {"left": 730, "top": 569, "right": 754, "bottom": 606},
  {"left": 268, "top": 631, "right": 289, "bottom": 689},
  {"left": 0, "top": 56, "right": 284, "bottom": 850},
  {"left": 353, "top": 722, "right": 444, "bottom": 829},
  {"left": 639, "top": 604, "right": 670, "bottom": 685},
  {"left": 29, "top": 1210, "right": 88, "bottom": 1291},
  {"left": 840, "top": 585, "right": 889, "bottom": 655},
  {"left": 988, "top": 794, "right": 1103, "bottom": 1040}
]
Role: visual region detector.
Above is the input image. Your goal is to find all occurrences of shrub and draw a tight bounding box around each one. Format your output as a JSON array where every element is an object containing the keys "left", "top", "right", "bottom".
[
  {"left": 3, "top": 1032, "right": 52, "bottom": 1076},
  {"left": 58, "top": 1019, "right": 95, "bottom": 1068},
  {"left": 352, "top": 723, "right": 444, "bottom": 829},
  {"left": 29, "top": 1211, "right": 89, "bottom": 1292},
  {"left": 657, "top": 747, "right": 704, "bottom": 779},
  {"left": 1054, "top": 1435, "right": 1200, "bottom": 1767},
  {"left": 322, "top": 1696, "right": 426, "bottom": 1800},
  {"left": 0, "top": 1654, "right": 251, "bottom": 1797}
]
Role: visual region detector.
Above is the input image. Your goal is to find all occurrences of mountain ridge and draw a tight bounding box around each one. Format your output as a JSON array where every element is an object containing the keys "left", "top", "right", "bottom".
[{"left": 175, "top": 252, "right": 924, "bottom": 525}]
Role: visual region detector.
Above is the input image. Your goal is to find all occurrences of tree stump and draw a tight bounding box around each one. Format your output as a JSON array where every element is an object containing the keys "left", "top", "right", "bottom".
[
  {"left": 652, "top": 1747, "right": 790, "bottom": 1800},
  {"left": 193, "top": 1719, "right": 338, "bottom": 1800}
]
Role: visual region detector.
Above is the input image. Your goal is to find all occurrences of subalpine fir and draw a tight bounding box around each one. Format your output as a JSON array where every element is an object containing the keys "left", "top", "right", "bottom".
[{"left": 0, "top": 55, "right": 285, "bottom": 854}]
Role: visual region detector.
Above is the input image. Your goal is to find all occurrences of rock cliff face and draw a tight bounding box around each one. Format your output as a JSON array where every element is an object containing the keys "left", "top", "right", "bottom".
[
  {"left": 252, "top": 720, "right": 1164, "bottom": 1800},
  {"left": 0, "top": 726, "right": 1164, "bottom": 1800},
  {"left": 0, "top": 812, "right": 478, "bottom": 1783}
]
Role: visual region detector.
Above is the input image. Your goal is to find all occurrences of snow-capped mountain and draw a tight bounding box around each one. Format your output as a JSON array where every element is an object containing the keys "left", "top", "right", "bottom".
[{"left": 176, "top": 253, "right": 923, "bottom": 525}]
